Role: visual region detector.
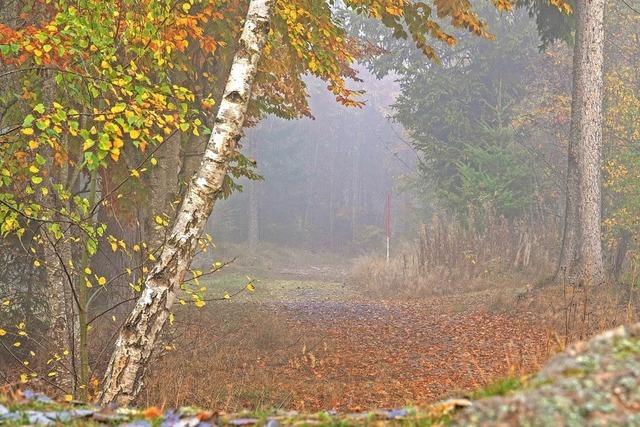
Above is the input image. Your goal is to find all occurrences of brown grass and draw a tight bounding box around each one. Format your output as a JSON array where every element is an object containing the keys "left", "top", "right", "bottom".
[
  {"left": 522, "top": 281, "right": 640, "bottom": 346},
  {"left": 350, "top": 215, "right": 558, "bottom": 297},
  {"left": 140, "top": 303, "right": 301, "bottom": 411}
]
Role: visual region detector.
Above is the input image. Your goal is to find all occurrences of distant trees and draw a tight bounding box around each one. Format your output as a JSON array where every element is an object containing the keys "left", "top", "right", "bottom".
[
  {"left": 362, "top": 0, "right": 610, "bottom": 287},
  {"left": 389, "top": 8, "right": 549, "bottom": 225}
]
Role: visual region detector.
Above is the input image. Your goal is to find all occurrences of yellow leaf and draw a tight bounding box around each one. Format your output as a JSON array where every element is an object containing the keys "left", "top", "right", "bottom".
[
  {"left": 21, "top": 127, "right": 34, "bottom": 135},
  {"left": 130, "top": 129, "right": 141, "bottom": 139},
  {"left": 110, "top": 104, "right": 126, "bottom": 114},
  {"left": 181, "top": 3, "right": 191, "bottom": 12},
  {"left": 130, "top": 169, "right": 140, "bottom": 178},
  {"left": 64, "top": 394, "right": 73, "bottom": 402},
  {"left": 223, "top": 292, "right": 230, "bottom": 300},
  {"left": 194, "top": 300, "right": 205, "bottom": 308},
  {"left": 20, "top": 373, "right": 29, "bottom": 383},
  {"left": 97, "top": 276, "right": 107, "bottom": 286},
  {"left": 246, "top": 283, "right": 256, "bottom": 293},
  {"left": 0, "top": 329, "right": 6, "bottom": 336},
  {"left": 84, "top": 267, "right": 92, "bottom": 275}
]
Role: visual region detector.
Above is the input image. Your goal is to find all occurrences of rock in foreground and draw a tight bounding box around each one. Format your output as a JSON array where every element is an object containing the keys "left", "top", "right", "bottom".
[{"left": 453, "top": 323, "right": 640, "bottom": 426}]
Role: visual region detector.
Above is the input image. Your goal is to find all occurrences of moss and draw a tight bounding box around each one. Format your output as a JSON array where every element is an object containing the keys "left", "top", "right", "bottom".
[
  {"left": 468, "top": 377, "right": 523, "bottom": 399},
  {"left": 613, "top": 337, "right": 640, "bottom": 359}
]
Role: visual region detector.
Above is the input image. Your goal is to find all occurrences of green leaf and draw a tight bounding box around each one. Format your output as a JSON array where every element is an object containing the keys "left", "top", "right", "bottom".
[
  {"left": 86, "top": 238, "right": 97, "bottom": 256},
  {"left": 22, "top": 114, "right": 35, "bottom": 127}
]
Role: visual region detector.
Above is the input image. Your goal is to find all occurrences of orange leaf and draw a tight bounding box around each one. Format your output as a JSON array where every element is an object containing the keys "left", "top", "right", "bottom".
[{"left": 143, "top": 406, "right": 162, "bottom": 419}]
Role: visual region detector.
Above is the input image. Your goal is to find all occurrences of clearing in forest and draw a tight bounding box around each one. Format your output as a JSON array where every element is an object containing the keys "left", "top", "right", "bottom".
[{"left": 141, "top": 265, "right": 555, "bottom": 412}]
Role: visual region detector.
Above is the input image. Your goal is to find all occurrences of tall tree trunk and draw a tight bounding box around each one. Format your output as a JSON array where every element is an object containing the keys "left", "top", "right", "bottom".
[
  {"left": 147, "top": 133, "right": 182, "bottom": 250},
  {"left": 99, "top": 0, "right": 275, "bottom": 406},
  {"left": 247, "top": 141, "right": 259, "bottom": 255},
  {"left": 41, "top": 71, "right": 77, "bottom": 391},
  {"left": 41, "top": 227, "right": 76, "bottom": 389},
  {"left": 556, "top": 0, "right": 606, "bottom": 286},
  {"left": 571, "top": 0, "right": 606, "bottom": 285},
  {"left": 351, "top": 129, "right": 361, "bottom": 245},
  {"left": 303, "top": 137, "right": 320, "bottom": 245},
  {"left": 555, "top": 36, "right": 581, "bottom": 282}
]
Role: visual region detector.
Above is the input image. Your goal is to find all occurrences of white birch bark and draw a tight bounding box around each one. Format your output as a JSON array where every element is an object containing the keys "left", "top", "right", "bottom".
[{"left": 99, "top": 0, "right": 275, "bottom": 405}]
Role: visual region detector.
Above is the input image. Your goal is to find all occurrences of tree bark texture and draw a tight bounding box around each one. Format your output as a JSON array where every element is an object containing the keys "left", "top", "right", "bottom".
[{"left": 556, "top": 0, "right": 606, "bottom": 286}]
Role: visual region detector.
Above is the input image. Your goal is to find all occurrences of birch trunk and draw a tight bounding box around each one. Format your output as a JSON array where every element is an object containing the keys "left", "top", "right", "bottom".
[{"left": 99, "top": 0, "right": 275, "bottom": 406}]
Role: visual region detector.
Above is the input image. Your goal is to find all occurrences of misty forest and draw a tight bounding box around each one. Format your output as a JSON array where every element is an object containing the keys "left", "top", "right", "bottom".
[{"left": 2, "top": 0, "right": 640, "bottom": 425}]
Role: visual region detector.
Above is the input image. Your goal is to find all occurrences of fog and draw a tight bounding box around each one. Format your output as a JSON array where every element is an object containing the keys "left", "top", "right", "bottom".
[{"left": 209, "top": 70, "right": 415, "bottom": 257}]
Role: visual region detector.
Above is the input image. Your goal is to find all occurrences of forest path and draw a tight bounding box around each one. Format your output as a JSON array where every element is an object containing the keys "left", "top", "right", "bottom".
[
  {"left": 156, "top": 267, "right": 555, "bottom": 411},
  {"left": 260, "top": 288, "right": 553, "bottom": 410}
]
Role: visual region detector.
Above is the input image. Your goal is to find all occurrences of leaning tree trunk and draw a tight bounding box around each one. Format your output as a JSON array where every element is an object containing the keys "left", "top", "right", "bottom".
[
  {"left": 571, "top": 0, "right": 606, "bottom": 286},
  {"left": 99, "top": 0, "right": 275, "bottom": 406}
]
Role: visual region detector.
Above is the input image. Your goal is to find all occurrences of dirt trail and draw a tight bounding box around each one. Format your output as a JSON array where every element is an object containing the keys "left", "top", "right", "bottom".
[
  {"left": 246, "top": 271, "right": 556, "bottom": 410},
  {"left": 150, "top": 268, "right": 556, "bottom": 412}
]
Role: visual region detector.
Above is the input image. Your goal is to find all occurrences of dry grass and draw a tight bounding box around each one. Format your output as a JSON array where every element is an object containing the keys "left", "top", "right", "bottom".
[
  {"left": 140, "top": 303, "right": 301, "bottom": 411},
  {"left": 350, "top": 216, "right": 558, "bottom": 297},
  {"left": 521, "top": 281, "right": 640, "bottom": 346}
]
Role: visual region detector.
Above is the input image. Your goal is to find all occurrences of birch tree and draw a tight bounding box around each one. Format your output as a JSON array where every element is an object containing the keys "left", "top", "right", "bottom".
[{"left": 99, "top": 0, "right": 276, "bottom": 405}]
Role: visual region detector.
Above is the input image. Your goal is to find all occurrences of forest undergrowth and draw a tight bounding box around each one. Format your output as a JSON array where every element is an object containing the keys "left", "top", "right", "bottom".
[{"left": 122, "top": 235, "right": 638, "bottom": 414}]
